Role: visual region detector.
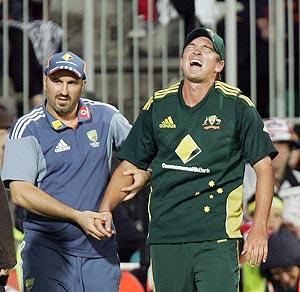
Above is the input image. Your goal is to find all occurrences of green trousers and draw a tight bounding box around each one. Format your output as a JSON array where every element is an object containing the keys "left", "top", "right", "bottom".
[{"left": 150, "top": 239, "right": 241, "bottom": 292}]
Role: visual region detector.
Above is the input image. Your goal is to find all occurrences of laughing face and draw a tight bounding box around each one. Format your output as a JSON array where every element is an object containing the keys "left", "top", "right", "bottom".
[{"left": 180, "top": 36, "right": 224, "bottom": 83}]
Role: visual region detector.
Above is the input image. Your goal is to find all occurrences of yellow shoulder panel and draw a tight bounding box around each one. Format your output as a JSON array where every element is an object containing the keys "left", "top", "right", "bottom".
[
  {"left": 154, "top": 82, "right": 180, "bottom": 99},
  {"left": 239, "top": 94, "right": 255, "bottom": 107},
  {"left": 215, "top": 81, "right": 240, "bottom": 96},
  {"left": 143, "top": 82, "right": 180, "bottom": 110},
  {"left": 215, "top": 80, "right": 240, "bottom": 91},
  {"left": 143, "top": 96, "right": 154, "bottom": 110}
]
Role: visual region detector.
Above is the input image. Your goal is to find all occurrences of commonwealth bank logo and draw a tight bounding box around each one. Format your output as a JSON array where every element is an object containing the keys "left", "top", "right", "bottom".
[
  {"left": 175, "top": 134, "right": 201, "bottom": 164},
  {"left": 159, "top": 116, "right": 176, "bottom": 128}
]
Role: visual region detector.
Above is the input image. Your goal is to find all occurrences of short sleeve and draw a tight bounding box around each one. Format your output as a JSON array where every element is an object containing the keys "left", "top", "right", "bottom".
[
  {"left": 236, "top": 95, "right": 278, "bottom": 166},
  {"left": 109, "top": 112, "right": 132, "bottom": 150},
  {"left": 117, "top": 108, "right": 157, "bottom": 170},
  {"left": 1, "top": 136, "right": 40, "bottom": 188}
]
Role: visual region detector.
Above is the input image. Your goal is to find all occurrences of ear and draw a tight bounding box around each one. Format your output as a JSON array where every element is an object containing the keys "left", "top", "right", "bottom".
[
  {"left": 43, "top": 75, "right": 47, "bottom": 91},
  {"left": 81, "top": 80, "right": 86, "bottom": 94},
  {"left": 179, "top": 56, "right": 183, "bottom": 69},
  {"left": 215, "top": 60, "right": 225, "bottom": 74}
]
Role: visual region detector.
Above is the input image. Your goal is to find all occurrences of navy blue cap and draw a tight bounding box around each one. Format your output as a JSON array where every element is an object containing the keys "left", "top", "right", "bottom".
[{"left": 44, "top": 51, "right": 87, "bottom": 80}]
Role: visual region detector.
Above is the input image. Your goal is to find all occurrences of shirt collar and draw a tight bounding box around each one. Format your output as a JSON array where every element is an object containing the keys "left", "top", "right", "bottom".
[{"left": 44, "top": 99, "right": 92, "bottom": 131}]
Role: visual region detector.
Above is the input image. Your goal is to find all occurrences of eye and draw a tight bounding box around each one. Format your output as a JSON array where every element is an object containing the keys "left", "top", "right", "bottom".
[
  {"left": 201, "top": 45, "right": 214, "bottom": 53},
  {"left": 186, "top": 43, "right": 195, "bottom": 49},
  {"left": 69, "top": 80, "right": 79, "bottom": 85}
]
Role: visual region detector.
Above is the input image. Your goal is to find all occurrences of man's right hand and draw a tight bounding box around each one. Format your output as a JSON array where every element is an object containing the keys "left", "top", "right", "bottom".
[
  {"left": 74, "top": 210, "right": 112, "bottom": 240},
  {"left": 94, "top": 211, "right": 114, "bottom": 238}
]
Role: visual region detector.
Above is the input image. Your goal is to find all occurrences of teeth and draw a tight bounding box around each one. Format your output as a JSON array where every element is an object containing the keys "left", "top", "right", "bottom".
[{"left": 190, "top": 59, "right": 202, "bottom": 67}]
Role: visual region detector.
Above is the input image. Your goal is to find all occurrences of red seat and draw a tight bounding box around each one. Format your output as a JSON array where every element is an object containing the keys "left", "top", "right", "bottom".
[
  {"left": 120, "top": 271, "right": 145, "bottom": 292},
  {"left": 7, "top": 269, "right": 20, "bottom": 291}
]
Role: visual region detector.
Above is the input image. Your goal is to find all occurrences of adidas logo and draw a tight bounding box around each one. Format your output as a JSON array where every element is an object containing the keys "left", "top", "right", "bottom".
[
  {"left": 55, "top": 139, "right": 71, "bottom": 153},
  {"left": 159, "top": 116, "right": 176, "bottom": 128}
]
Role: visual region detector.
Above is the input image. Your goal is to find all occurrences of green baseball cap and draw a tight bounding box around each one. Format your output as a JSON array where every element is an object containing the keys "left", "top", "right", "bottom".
[{"left": 183, "top": 27, "right": 226, "bottom": 60}]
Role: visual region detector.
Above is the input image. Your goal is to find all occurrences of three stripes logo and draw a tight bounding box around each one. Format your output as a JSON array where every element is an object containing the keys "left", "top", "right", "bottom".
[
  {"left": 159, "top": 116, "right": 176, "bottom": 129},
  {"left": 55, "top": 139, "right": 71, "bottom": 153}
]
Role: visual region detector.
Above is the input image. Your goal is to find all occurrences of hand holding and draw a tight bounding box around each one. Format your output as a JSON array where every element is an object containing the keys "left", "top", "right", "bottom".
[
  {"left": 75, "top": 210, "right": 110, "bottom": 240},
  {"left": 94, "top": 210, "right": 114, "bottom": 238},
  {"left": 121, "top": 168, "right": 150, "bottom": 201}
]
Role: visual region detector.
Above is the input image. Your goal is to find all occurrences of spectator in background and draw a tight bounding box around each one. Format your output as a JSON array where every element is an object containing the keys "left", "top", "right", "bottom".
[
  {"left": 261, "top": 228, "right": 300, "bottom": 292},
  {"left": 0, "top": 0, "right": 63, "bottom": 110},
  {"left": 0, "top": 105, "right": 15, "bottom": 170},
  {"left": 0, "top": 101, "right": 16, "bottom": 291},
  {"left": 127, "top": 0, "right": 158, "bottom": 38},
  {"left": 0, "top": 178, "right": 16, "bottom": 292},
  {"left": 241, "top": 194, "right": 285, "bottom": 292},
  {"left": 232, "top": 0, "right": 300, "bottom": 118},
  {"left": 243, "top": 117, "right": 300, "bottom": 233}
]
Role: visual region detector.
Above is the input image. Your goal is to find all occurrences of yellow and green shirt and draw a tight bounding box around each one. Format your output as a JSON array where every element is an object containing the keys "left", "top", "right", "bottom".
[{"left": 118, "top": 80, "right": 277, "bottom": 244}]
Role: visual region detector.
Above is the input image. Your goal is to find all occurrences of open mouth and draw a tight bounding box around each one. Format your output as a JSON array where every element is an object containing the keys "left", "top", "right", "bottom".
[{"left": 189, "top": 59, "right": 202, "bottom": 67}]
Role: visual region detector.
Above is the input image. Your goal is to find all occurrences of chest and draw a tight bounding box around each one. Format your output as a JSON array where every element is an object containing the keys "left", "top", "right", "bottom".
[
  {"left": 152, "top": 102, "right": 237, "bottom": 162},
  {"left": 38, "top": 123, "right": 109, "bottom": 172}
]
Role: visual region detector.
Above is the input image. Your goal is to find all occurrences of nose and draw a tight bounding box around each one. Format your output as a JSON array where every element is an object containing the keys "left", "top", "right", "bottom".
[
  {"left": 193, "top": 47, "right": 202, "bottom": 55},
  {"left": 60, "top": 82, "right": 69, "bottom": 96}
]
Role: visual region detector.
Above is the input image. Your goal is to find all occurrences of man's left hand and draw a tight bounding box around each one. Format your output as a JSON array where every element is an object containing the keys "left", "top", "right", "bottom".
[
  {"left": 240, "top": 224, "right": 268, "bottom": 266},
  {"left": 121, "top": 168, "right": 151, "bottom": 201}
]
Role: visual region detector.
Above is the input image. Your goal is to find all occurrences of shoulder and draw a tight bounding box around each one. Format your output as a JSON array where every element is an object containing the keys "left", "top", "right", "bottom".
[
  {"left": 214, "top": 81, "right": 253, "bottom": 106},
  {"left": 81, "top": 98, "right": 119, "bottom": 114},
  {"left": 143, "top": 82, "right": 181, "bottom": 110},
  {"left": 10, "top": 106, "right": 46, "bottom": 139},
  {"left": 80, "top": 98, "right": 121, "bottom": 123},
  {"left": 214, "top": 81, "right": 241, "bottom": 98}
]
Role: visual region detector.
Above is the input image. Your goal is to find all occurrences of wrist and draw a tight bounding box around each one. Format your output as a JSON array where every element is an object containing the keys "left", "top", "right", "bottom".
[
  {"left": 70, "top": 209, "right": 81, "bottom": 223},
  {"left": 251, "top": 222, "right": 267, "bottom": 230},
  {"left": 99, "top": 209, "right": 111, "bottom": 213}
]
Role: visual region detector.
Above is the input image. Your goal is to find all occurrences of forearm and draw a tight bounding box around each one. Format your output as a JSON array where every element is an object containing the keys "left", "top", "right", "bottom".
[
  {"left": 10, "top": 181, "right": 79, "bottom": 222},
  {"left": 99, "top": 160, "right": 135, "bottom": 211},
  {"left": 252, "top": 156, "right": 275, "bottom": 228}
]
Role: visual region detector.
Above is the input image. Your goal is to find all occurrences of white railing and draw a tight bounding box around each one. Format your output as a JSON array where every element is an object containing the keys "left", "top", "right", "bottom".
[{"left": 1, "top": 0, "right": 300, "bottom": 124}]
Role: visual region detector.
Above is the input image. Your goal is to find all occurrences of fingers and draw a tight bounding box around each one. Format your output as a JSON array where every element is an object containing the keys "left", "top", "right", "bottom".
[
  {"left": 241, "top": 240, "right": 248, "bottom": 255},
  {"left": 79, "top": 211, "right": 113, "bottom": 240},
  {"left": 121, "top": 183, "right": 138, "bottom": 192},
  {"left": 122, "top": 193, "right": 136, "bottom": 201},
  {"left": 123, "top": 169, "right": 136, "bottom": 176},
  {"left": 242, "top": 243, "right": 267, "bottom": 266},
  {"left": 94, "top": 212, "right": 113, "bottom": 237},
  {"left": 88, "top": 219, "right": 108, "bottom": 240},
  {"left": 87, "top": 230, "right": 102, "bottom": 240},
  {"left": 262, "top": 244, "right": 268, "bottom": 263}
]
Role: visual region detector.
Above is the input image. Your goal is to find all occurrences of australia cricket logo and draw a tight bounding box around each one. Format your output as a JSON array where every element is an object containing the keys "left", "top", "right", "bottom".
[
  {"left": 87, "top": 130, "right": 100, "bottom": 147},
  {"left": 202, "top": 115, "right": 222, "bottom": 130}
]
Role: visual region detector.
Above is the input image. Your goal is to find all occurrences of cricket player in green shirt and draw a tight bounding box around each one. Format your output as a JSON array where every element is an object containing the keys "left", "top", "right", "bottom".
[{"left": 96, "top": 27, "right": 278, "bottom": 292}]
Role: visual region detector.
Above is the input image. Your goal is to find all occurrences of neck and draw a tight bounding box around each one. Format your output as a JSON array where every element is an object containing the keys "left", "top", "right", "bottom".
[
  {"left": 182, "top": 79, "right": 214, "bottom": 107},
  {"left": 46, "top": 105, "right": 78, "bottom": 129}
]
